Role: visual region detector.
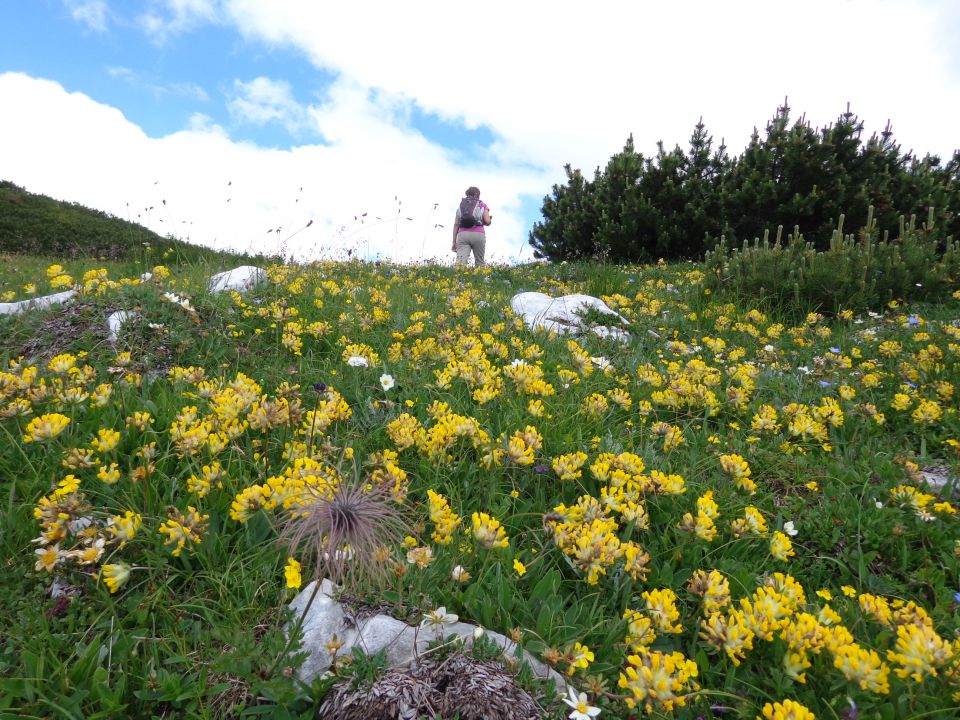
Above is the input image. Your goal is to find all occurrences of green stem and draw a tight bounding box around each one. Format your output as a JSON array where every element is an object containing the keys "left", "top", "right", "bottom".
[{"left": 267, "top": 577, "right": 324, "bottom": 679}]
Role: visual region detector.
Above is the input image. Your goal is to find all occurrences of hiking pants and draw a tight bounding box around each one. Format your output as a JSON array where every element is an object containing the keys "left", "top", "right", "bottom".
[{"left": 455, "top": 231, "right": 485, "bottom": 267}]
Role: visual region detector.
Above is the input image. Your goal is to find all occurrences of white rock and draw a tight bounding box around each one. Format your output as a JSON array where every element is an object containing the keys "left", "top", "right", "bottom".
[
  {"left": 207, "top": 266, "right": 265, "bottom": 294},
  {"left": 106, "top": 311, "right": 137, "bottom": 342},
  {"left": 0, "top": 290, "right": 75, "bottom": 316},
  {"left": 510, "top": 292, "right": 630, "bottom": 342},
  {"left": 921, "top": 466, "right": 957, "bottom": 495},
  {"left": 289, "top": 579, "right": 567, "bottom": 690}
]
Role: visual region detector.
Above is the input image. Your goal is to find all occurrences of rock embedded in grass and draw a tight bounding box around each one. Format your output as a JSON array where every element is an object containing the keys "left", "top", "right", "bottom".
[
  {"left": 510, "top": 291, "right": 630, "bottom": 342},
  {"left": 106, "top": 310, "right": 137, "bottom": 342},
  {"left": 207, "top": 265, "right": 266, "bottom": 294},
  {"left": 290, "top": 579, "right": 568, "bottom": 691},
  {"left": 0, "top": 289, "right": 75, "bottom": 315}
]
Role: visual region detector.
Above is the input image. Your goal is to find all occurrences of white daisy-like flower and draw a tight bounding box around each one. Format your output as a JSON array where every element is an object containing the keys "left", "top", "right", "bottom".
[
  {"left": 562, "top": 686, "right": 601, "bottom": 720},
  {"left": 420, "top": 606, "right": 458, "bottom": 629},
  {"left": 347, "top": 355, "right": 369, "bottom": 368},
  {"left": 379, "top": 373, "right": 395, "bottom": 391},
  {"left": 783, "top": 520, "right": 798, "bottom": 537},
  {"left": 590, "top": 356, "right": 612, "bottom": 371}
]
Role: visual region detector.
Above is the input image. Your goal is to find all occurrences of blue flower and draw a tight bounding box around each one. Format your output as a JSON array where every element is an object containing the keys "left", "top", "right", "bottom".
[
  {"left": 829, "top": 346, "right": 841, "bottom": 354},
  {"left": 908, "top": 315, "right": 920, "bottom": 326},
  {"left": 819, "top": 380, "right": 832, "bottom": 387},
  {"left": 954, "top": 591, "right": 960, "bottom": 603}
]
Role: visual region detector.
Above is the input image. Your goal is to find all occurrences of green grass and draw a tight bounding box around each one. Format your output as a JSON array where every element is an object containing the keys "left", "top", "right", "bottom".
[{"left": 0, "top": 256, "right": 958, "bottom": 718}]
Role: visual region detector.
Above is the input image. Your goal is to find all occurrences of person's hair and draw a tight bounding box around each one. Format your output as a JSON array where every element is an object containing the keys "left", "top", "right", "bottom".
[{"left": 465, "top": 186, "right": 480, "bottom": 197}]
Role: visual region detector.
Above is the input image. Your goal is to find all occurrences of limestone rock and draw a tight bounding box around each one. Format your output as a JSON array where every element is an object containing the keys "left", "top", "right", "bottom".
[
  {"left": 289, "top": 580, "right": 567, "bottom": 691},
  {"left": 208, "top": 266, "right": 265, "bottom": 294},
  {"left": 510, "top": 292, "right": 630, "bottom": 342},
  {"left": 921, "top": 465, "right": 957, "bottom": 495},
  {"left": 106, "top": 311, "right": 137, "bottom": 342},
  {"left": 0, "top": 290, "right": 76, "bottom": 316}
]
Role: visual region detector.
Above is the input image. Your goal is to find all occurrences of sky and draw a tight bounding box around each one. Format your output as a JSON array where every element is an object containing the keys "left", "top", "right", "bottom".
[{"left": 1, "top": 1, "right": 958, "bottom": 264}]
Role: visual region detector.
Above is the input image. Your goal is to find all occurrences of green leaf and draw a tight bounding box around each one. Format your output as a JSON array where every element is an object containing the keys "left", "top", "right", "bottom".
[{"left": 530, "top": 569, "right": 560, "bottom": 604}]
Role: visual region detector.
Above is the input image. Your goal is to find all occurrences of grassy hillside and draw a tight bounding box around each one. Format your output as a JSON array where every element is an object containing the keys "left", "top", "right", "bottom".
[
  {"left": 0, "top": 180, "right": 265, "bottom": 264},
  {"left": 1, "top": 257, "right": 959, "bottom": 718}
]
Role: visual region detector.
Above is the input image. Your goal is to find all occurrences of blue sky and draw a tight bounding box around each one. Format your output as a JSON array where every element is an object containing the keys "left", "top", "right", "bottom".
[
  {"left": 0, "top": 1, "right": 499, "bottom": 152},
  {"left": 1, "top": 1, "right": 958, "bottom": 262}
]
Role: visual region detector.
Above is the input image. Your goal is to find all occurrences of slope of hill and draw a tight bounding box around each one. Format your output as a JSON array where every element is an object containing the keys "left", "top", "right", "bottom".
[{"left": 0, "top": 180, "right": 256, "bottom": 262}]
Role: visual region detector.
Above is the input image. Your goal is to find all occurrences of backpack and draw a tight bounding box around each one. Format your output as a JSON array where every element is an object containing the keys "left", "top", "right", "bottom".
[{"left": 458, "top": 196, "right": 483, "bottom": 228}]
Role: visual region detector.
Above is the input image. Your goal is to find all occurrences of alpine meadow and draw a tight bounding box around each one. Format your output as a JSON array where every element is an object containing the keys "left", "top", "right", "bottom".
[{"left": 1, "top": 103, "right": 959, "bottom": 720}]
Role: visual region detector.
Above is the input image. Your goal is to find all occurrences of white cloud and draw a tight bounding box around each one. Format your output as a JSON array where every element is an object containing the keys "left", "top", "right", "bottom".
[
  {"left": 106, "top": 65, "right": 209, "bottom": 101},
  {"left": 227, "top": 77, "right": 308, "bottom": 134},
  {"left": 64, "top": 0, "right": 109, "bottom": 32},
  {"left": 220, "top": 0, "right": 960, "bottom": 165},
  {"left": 0, "top": 72, "right": 543, "bottom": 263},
  {"left": 138, "top": 0, "right": 220, "bottom": 43},
  {"left": 106, "top": 65, "right": 134, "bottom": 79}
]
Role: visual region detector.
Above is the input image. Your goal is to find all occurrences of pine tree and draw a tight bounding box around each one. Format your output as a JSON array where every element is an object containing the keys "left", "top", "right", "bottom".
[
  {"left": 529, "top": 102, "right": 958, "bottom": 263},
  {"left": 528, "top": 164, "right": 601, "bottom": 260}
]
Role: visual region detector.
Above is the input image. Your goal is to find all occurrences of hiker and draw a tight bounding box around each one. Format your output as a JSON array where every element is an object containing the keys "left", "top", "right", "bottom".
[{"left": 452, "top": 186, "right": 491, "bottom": 266}]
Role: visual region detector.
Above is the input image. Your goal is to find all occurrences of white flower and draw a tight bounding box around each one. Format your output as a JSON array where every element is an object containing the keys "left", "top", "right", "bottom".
[
  {"left": 510, "top": 358, "right": 526, "bottom": 367},
  {"left": 68, "top": 516, "right": 94, "bottom": 533},
  {"left": 590, "top": 356, "right": 612, "bottom": 371},
  {"left": 763, "top": 344, "right": 775, "bottom": 352},
  {"left": 347, "top": 355, "right": 369, "bottom": 368},
  {"left": 797, "top": 366, "right": 811, "bottom": 375},
  {"left": 473, "top": 626, "right": 485, "bottom": 640},
  {"left": 783, "top": 520, "right": 798, "bottom": 537},
  {"left": 379, "top": 373, "right": 395, "bottom": 391},
  {"left": 562, "top": 686, "right": 601, "bottom": 720},
  {"left": 162, "top": 291, "right": 194, "bottom": 312},
  {"left": 451, "top": 565, "right": 469, "bottom": 581},
  {"left": 420, "top": 606, "right": 458, "bottom": 629}
]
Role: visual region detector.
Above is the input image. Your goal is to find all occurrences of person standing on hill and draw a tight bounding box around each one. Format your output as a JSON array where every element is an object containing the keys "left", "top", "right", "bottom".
[{"left": 452, "top": 186, "right": 492, "bottom": 266}]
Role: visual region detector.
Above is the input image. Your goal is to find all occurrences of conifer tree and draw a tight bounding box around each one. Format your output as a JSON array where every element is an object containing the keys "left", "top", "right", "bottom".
[
  {"left": 529, "top": 165, "right": 600, "bottom": 260},
  {"left": 528, "top": 102, "right": 959, "bottom": 262}
]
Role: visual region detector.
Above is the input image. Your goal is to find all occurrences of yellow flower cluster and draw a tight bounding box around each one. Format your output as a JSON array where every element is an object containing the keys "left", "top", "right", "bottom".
[
  {"left": 471, "top": 511, "right": 509, "bottom": 549},
  {"left": 618, "top": 649, "right": 699, "bottom": 713},
  {"left": 427, "top": 489, "right": 460, "bottom": 545},
  {"left": 158, "top": 506, "right": 209, "bottom": 557}
]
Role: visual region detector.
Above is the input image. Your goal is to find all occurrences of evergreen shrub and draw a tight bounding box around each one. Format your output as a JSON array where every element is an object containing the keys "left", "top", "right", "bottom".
[{"left": 703, "top": 206, "right": 960, "bottom": 317}]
